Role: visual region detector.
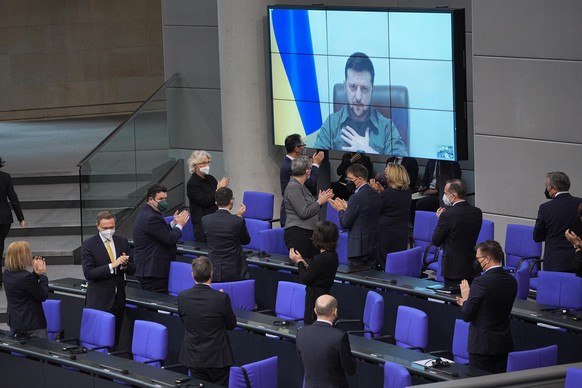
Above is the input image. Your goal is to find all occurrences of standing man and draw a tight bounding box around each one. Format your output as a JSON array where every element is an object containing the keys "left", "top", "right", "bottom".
[
  {"left": 280, "top": 134, "right": 324, "bottom": 226},
  {"left": 329, "top": 164, "right": 381, "bottom": 268},
  {"left": 432, "top": 179, "right": 483, "bottom": 286},
  {"left": 178, "top": 257, "right": 237, "bottom": 386},
  {"left": 201, "top": 187, "right": 250, "bottom": 282},
  {"left": 533, "top": 171, "right": 582, "bottom": 272},
  {"left": 456, "top": 241, "right": 517, "bottom": 373},
  {"left": 296, "top": 295, "right": 357, "bottom": 388},
  {"left": 133, "top": 183, "right": 189, "bottom": 293},
  {"left": 81, "top": 210, "right": 134, "bottom": 346}
]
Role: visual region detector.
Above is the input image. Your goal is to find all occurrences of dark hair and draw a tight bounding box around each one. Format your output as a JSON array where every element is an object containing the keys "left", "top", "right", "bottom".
[
  {"left": 191, "top": 256, "right": 213, "bottom": 283},
  {"left": 147, "top": 183, "right": 167, "bottom": 200},
  {"left": 345, "top": 52, "right": 375, "bottom": 84},
  {"left": 546, "top": 171, "right": 570, "bottom": 192},
  {"left": 446, "top": 178, "right": 467, "bottom": 199},
  {"left": 96, "top": 210, "right": 116, "bottom": 225},
  {"left": 475, "top": 240, "right": 504, "bottom": 264},
  {"left": 215, "top": 187, "right": 233, "bottom": 207},
  {"left": 284, "top": 134, "right": 303, "bottom": 153},
  {"left": 346, "top": 163, "right": 368, "bottom": 181},
  {"left": 0, "top": 157, "right": 4, "bottom": 168},
  {"left": 311, "top": 221, "right": 339, "bottom": 251}
]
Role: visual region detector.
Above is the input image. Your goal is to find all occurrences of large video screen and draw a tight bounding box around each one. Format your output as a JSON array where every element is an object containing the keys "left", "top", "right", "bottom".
[{"left": 268, "top": 6, "right": 467, "bottom": 160}]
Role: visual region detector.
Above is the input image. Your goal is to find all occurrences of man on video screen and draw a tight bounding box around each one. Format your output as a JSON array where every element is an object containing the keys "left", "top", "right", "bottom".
[{"left": 313, "top": 52, "right": 407, "bottom": 156}]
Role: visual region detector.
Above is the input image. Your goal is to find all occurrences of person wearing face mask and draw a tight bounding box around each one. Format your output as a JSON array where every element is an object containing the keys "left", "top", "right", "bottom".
[
  {"left": 432, "top": 179, "right": 483, "bottom": 286},
  {"left": 533, "top": 171, "right": 582, "bottom": 272},
  {"left": 133, "top": 183, "right": 190, "bottom": 293},
  {"left": 456, "top": 241, "right": 517, "bottom": 373},
  {"left": 81, "top": 210, "right": 134, "bottom": 347},
  {"left": 187, "top": 150, "right": 230, "bottom": 242}
]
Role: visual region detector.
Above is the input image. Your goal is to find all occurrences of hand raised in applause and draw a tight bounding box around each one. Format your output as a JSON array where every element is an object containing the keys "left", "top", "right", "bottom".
[
  {"left": 19, "top": 220, "right": 27, "bottom": 228},
  {"left": 565, "top": 229, "right": 582, "bottom": 248},
  {"left": 329, "top": 197, "right": 348, "bottom": 212},
  {"left": 32, "top": 256, "right": 46, "bottom": 275},
  {"left": 369, "top": 178, "right": 384, "bottom": 193},
  {"left": 316, "top": 189, "right": 334, "bottom": 205},
  {"left": 173, "top": 209, "right": 190, "bottom": 227},
  {"left": 436, "top": 207, "right": 446, "bottom": 218},
  {"left": 236, "top": 203, "right": 246, "bottom": 218},
  {"left": 217, "top": 177, "right": 230, "bottom": 188},
  {"left": 289, "top": 248, "right": 307, "bottom": 267},
  {"left": 312, "top": 151, "right": 325, "bottom": 166}
]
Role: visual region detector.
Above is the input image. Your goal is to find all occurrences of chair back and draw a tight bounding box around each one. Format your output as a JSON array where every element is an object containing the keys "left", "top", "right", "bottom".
[
  {"left": 565, "top": 367, "right": 582, "bottom": 388},
  {"left": 395, "top": 306, "right": 428, "bottom": 352},
  {"left": 258, "top": 228, "right": 288, "bottom": 255},
  {"left": 243, "top": 191, "right": 275, "bottom": 221},
  {"left": 536, "top": 271, "right": 582, "bottom": 309},
  {"left": 326, "top": 202, "right": 346, "bottom": 232},
  {"left": 385, "top": 247, "right": 423, "bottom": 277},
  {"left": 42, "top": 299, "right": 62, "bottom": 341},
  {"left": 132, "top": 320, "right": 168, "bottom": 367},
  {"left": 363, "top": 291, "right": 384, "bottom": 338},
  {"left": 383, "top": 361, "right": 412, "bottom": 388},
  {"left": 337, "top": 232, "right": 349, "bottom": 265},
  {"left": 229, "top": 356, "right": 278, "bottom": 388},
  {"left": 165, "top": 215, "right": 195, "bottom": 241},
  {"left": 506, "top": 345, "right": 558, "bottom": 372},
  {"left": 504, "top": 224, "right": 542, "bottom": 270},
  {"left": 514, "top": 263, "right": 531, "bottom": 300},
  {"left": 476, "top": 219, "right": 494, "bottom": 244},
  {"left": 275, "top": 281, "right": 305, "bottom": 321},
  {"left": 211, "top": 280, "right": 256, "bottom": 311},
  {"left": 168, "top": 261, "right": 195, "bottom": 296},
  {"left": 244, "top": 219, "right": 271, "bottom": 250},
  {"left": 413, "top": 211, "right": 440, "bottom": 265},
  {"left": 452, "top": 319, "right": 470, "bottom": 364},
  {"left": 80, "top": 308, "right": 115, "bottom": 353}
]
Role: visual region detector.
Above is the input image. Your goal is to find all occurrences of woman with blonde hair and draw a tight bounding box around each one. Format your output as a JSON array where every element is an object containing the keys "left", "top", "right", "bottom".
[
  {"left": 3, "top": 241, "right": 48, "bottom": 338},
  {"left": 186, "top": 150, "right": 229, "bottom": 242},
  {"left": 370, "top": 163, "right": 412, "bottom": 263}
]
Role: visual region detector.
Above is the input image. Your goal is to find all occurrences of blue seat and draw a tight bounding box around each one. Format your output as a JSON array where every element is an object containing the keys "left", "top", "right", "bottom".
[
  {"left": 385, "top": 246, "right": 423, "bottom": 277},
  {"left": 131, "top": 320, "right": 168, "bottom": 367},
  {"left": 413, "top": 210, "right": 440, "bottom": 270},
  {"left": 337, "top": 232, "right": 348, "bottom": 265},
  {"left": 451, "top": 319, "right": 470, "bottom": 364},
  {"left": 536, "top": 271, "right": 582, "bottom": 309},
  {"left": 244, "top": 219, "right": 271, "bottom": 251},
  {"left": 477, "top": 219, "right": 494, "bottom": 244},
  {"left": 504, "top": 224, "right": 542, "bottom": 273},
  {"left": 258, "top": 228, "right": 288, "bottom": 255},
  {"left": 275, "top": 281, "right": 305, "bottom": 321},
  {"left": 242, "top": 191, "right": 275, "bottom": 222},
  {"left": 326, "top": 202, "right": 347, "bottom": 232},
  {"left": 164, "top": 215, "right": 195, "bottom": 241},
  {"left": 211, "top": 280, "right": 256, "bottom": 311},
  {"left": 383, "top": 361, "right": 412, "bottom": 388},
  {"left": 42, "top": 299, "right": 62, "bottom": 341},
  {"left": 229, "top": 356, "right": 278, "bottom": 388},
  {"left": 514, "top": 263, "right": 531, "bottom": 300},
  {"left": 394, "top": 306, "right": 428, "bottom": 352},
  {"left": 80, "top": 308, "right": 115, "bottom": 353},
  {"left": 335, "top": 291, "right": 384, "bottom": 339},
  {"left": 506, "top": 344, "right": 558, "bottom": 372},
  {"left": 565, "top": 367, "right": 582, "bottom": 388},
  {"left": 168, "top": 261, "right": 194, "bottom": 296}
]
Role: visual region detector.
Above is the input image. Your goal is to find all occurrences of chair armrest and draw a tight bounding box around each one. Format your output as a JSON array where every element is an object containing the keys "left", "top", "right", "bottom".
[
  {"left": 256, "top": 309, "right": 275, "bottom": 316},
  {"left": 428, "top": 350, "right": 452, "bottom": 357},
  {"left": 530, "top": 259, "right": 544, "bottom": 276},
  {"left": 58, "top": 337, "right": 79, "bottom": 345},
  {"left": 89, "top": 345, "right": 112, "bottom": 352},
  {"left": 407, "top": 346, "right": 426, "bottom": 352},
  {"left": 513, "top": 256, "right": 541, "bottom": 272},
  {"left": 109, "top": 349, "right": 131, "bottom": 357},
  {"left": 143, "top": 359, "right": 165, "bottom": 366}
]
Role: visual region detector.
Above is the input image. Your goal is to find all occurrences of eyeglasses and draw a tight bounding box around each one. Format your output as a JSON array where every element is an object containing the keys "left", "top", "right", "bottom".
[
  {"left": 476, "top": 255, "right": 489, "bottom": 261},
  {"left": 297, "top": 144, "right": 306, "bottom": 148},
  {"left": 198, "top": 161, "right": 211, "bottom": 166}
]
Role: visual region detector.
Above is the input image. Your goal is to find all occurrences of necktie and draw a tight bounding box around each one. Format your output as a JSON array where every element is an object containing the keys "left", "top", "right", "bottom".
[{"left": 105, "top": 239, "right": 114, "bottom": 264}]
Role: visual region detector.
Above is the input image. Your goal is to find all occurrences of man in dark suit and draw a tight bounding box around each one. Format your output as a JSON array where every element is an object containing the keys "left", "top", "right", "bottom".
[
  {"left": 456, "top": 240, "right": 517, "bottom": 373},
  {"left": 81, "top": 210, "right": 135, "bottom": 346},
  {"left": 330, "top": 163, "right": 381, "bottom": 268},
  {"left": 432, "top": 179, "right": 483, "bottom": 286},
  {"left": 279, "top": 134, "right": 324, "bottom": 226},
  {"left": 416, "top": 159, "right": 462, "bottom": 212},
  {"left": 133, "top": 183, "right": 190, "bottom": 293},
  {"left": 534, "top": 171, "right": 582, "bottom": 272},
  {"left": 201, "top": 187, "right": 250, "bottom": 282},
  {"left": 0, "top": 157, "right": 26, "bottom": 289},
  {"left": 296, "top": 294, "right": 357, "bottom": 388},
  {"left": 178, "top": 256, "right": 237, "bottom": 386}
]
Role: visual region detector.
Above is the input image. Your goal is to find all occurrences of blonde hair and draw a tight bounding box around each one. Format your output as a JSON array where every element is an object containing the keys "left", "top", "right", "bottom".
[
  {"left": 385, "top": 163, "right": 410, "bottom": 191},
  {"left": 5, "top": 241, "right": 33, "bottom": 271},
  {"left": 187, "top": 150, "right": 212, "bottom": 174}
]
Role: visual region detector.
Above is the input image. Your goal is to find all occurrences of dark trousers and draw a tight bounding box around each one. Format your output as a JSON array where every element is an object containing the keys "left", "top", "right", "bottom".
[
  {"left": 416, "top": 195, "right": 439, "bottom": 212},
  {"left": 137, "top": 276, "right": 168, "bottom": 294},
  {"left": 284, "top": 226, "right": 317, "bottom": 263},
  {"left": 469, "top": 353, "right": 509, "bottom": 373},
  {"left": 193, "top": 221, "right": 207, "bottom": 243},
  {"left": 109, "top": 293, "right": 126, "bottom": 349},
  {"left": 189, "top": 366, "right": 230, "bottom": 387},
  {"left": 349, "top": 255, "right": 377, "bottom": 269},
  {"left": 0, "top": 223, "right": 11, "bottom": 284}
]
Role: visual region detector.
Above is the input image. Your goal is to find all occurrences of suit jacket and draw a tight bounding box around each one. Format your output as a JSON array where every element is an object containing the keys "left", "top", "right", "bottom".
[
  {"left": 296, "top": 321, "right": 357, "bottom": 388},
  {"left": 81, "top": 234, "right": 135, "bottom": 312},
  {"left": 178, "top": 284, "right": 237, "bottom": 368},
  {"left": 133, "top": 204, "right": 182, "bottom": 279},
  {"left": 201, "top": 209, "right": 251, "bottom": 282},
  {"left": 280, "top": 155, "right": 319, "bottom": 197},
  {"left": 0, "top": 170, "right": 24, "bottom": 225},
  {"left": 3, "top": 269, "right": 48, "bottom": 331},
  {"left": 339, "top": 184, "right": 381, "bottom": 261},
  {"left": 298, "top": 250, "right": 339, "bottom": 324},
  {"left": 533, "top": 192, "right": 582, "bottom": 271},
  {"left": 187, "top": 173, "right": 218, "bottom": 241},
  {"left": 432, "top": 201, "right": 483, "bottom": 280},
  {"left": 420, "top": 159, "right": 461, "bottom": 188},
  {"left": 379, "top": 187, "right": 412, "bottom": 256},
  {"left": 461, "top": 267, "right": 517, "bottom": 355},
  {"left": 284, "top": 177, "right": 321, "bottom": 231}
]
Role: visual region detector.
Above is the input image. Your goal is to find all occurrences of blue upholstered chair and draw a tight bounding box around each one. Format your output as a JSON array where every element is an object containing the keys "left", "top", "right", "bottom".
[
  {"left": 229, "top": 356, "right": 278, "bottom": 388},
  {"left": 242, "top": 191, "right": 276, "bottom": 223},
  {"left": 258, "top": 228, "right": 288, "bottom": 255},
  {"left": 79, "top": 308, "right": 115, "bottom": 353},
  {"left": 477, "top": 219, "right": 494, "bottom": 244},
  {"left": 336, "top": 291, "right": 385, "bottom": 339},
  {"left": 504, "top": 224, "right": 542, "bottom": 273},
  {"left": 42, "top": 299, "right": 62, "bottom": 341},
  {"left": 244, "top": 218, "right": 271, "bottom": 251},
  {"left": 385, "top": 246, "right": 423, "bottom": 277},
  {"left": 274, "top": 281, "right": 305, "bottom": 321},
  {"left": 326, "top": 202, "right": 347, "bottom": 232},
  {"left": 536, "top": 271, "right": 582, "bottom": 309},
  {"left": 211, "top": 280, "right": 256, "bottom": 311},
  {"left": 383, "top": 361, "right": 412, "bottom": 388},
  {"left": 168, "top": 261, "right": 194, "bottom": 296},
  {"left": 393, "top": 306, "right": 428, "bottom": 352},
  {"left": 338, "top": 232, "right": 349, "bottom": 265},
  {"left": 451, "top": 319, "right": 470, "bottom": 364},
  {"left": 130, "top": 320, "right": 168, "bottom": 367},
  {"left": 413, "top": 210, "right": 440, "bottom": 270},
  {"left": 514, "top": 263, "right": 531, "bottom": 300},
  {"left": 506, "top": 344, "right": 558, "bottom": 372},
  {"left": 565, "top": 367, "right": 582, "bottom": 388}
]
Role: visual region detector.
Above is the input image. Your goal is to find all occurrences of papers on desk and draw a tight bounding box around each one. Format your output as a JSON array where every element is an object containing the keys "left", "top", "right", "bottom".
[{"left": 412, "top": 192, "right": 428, "bottom": 200}]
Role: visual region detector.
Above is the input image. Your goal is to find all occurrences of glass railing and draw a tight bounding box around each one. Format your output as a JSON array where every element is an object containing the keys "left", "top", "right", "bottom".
[{"left": 77, "top": 74, "right": 181, "bottom": 241}]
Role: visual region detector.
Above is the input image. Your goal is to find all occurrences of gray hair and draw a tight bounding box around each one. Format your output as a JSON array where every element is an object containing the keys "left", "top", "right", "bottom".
[
  {"left": 546, "top": 171, "right": 570, "bottom": 192},
  {"left": 187, "top": 150, "right": 212, "bottom": 174},
  {"left": 291, "top": 156, "right": 311, "bottom": 176}
]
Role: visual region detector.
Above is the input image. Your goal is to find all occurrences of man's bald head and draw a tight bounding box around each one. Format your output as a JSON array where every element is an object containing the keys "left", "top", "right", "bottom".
[{"left": 315, "top": 295, "right": 338, "bottom": 319}]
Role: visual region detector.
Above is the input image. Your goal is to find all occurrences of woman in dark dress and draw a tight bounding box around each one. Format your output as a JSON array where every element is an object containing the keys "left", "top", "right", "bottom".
[
  {"left": 370, "top": 163, "right": 412, "bottom": 264},
  {"left": 186, "top": 150, "right": 229, "bottom": 242},
  {"left": 289, "top": 221, "right": 339, "bottom": 324}
]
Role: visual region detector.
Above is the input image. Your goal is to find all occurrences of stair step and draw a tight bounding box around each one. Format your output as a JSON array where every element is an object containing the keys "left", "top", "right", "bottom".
[{"left": 4, "top": 235, "right": 81, "bottom": 264}]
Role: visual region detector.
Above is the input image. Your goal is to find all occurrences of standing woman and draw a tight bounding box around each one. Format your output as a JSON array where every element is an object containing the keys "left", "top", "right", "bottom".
[
  {"left": 370, "top": 163, "right": 412, "bottom": 261},
  {"left": 4, "top": 241, "right": 48, "bottom": 338},
  {"left": 289, "top": 221, "right": 340, "bottom": 324},
  {"left": 186, "top": 151, "right": 229, "bottom": 242},
  {"left": 284, "top": 156, "right": 333, "bottom": 262},
  {"left": 0, "top": 157, "right": 26, "bottom": 289}
]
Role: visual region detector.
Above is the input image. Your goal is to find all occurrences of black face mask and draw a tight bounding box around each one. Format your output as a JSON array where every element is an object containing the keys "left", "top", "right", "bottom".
[
  {"left": 473, "top": 259, "right": 483, "bottom": 275},
  {"left": 346, "top": 180, "right": 356, "bottom": 193},
  {"left": 544, "top": 188, "right": 552, "bottom": 200}
]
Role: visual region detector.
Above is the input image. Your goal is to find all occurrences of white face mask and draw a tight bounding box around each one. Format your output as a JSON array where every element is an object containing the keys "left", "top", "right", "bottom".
[
  {"left": 199, "top": 166, "right": 210, "bottom": 175},
  {"left": 100, "top": 229, "right": 115, "bottom": 240},
  {"left": 442, "top": 193, "right": 452, "bottom": 207}
]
